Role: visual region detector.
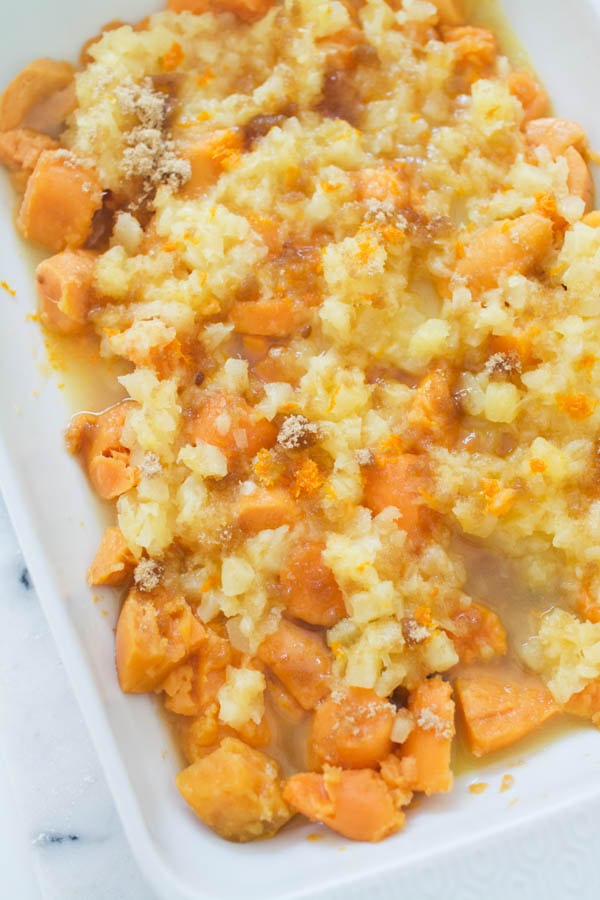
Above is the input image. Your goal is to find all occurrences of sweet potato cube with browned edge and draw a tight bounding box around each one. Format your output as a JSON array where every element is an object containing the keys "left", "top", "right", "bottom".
[
  {"left": 116, "top": 590, "right": 206, "bottom": 693},
  {"left": 257, "top": 618, "right": 332, "bottom": 710},
  {"left": 0, "top": 58, "right": 74, "bottom": 132},
  {"left": 18, "top": 149, "right": 103, "bottom": 251},
  {"left": 283, "top": 766, "right": 406, "bottom": 843},
  {"left": 36, "top": 249, "right": 98, "bottom": 333},
  {"left": 87, "top": 526, "right": 137, "bottom": 587},
  {"left": 455, "top": 674, "right": 559, "bottom": 757},
  {"left": 176, "top": 737, "right": 291, "bottom": 841},
  {"left": 309, "top": 686, "right": 395, "bottom": 770},
  {"left": 280, "top": 541, "right": 346, "bottom": 627},
  {"left": 65, "top": 401, "right": 139, "bottom": 500}
]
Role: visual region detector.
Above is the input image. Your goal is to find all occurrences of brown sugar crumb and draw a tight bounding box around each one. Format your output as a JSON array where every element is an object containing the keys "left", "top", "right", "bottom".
[
  {"left": 484, "top": 351, "right": 521, "bottom": 377},
  {"left": 401, "top": 617, "right": 430, "bottom": 647},
  {"left": 116, "top": 77, "right": 190, "bottom": 196},
  {"left": 139, "top": 451, "right": 162, "bottom": 478},
  {"left": 134, "top": 557, "right": 164, "bottom": 592},
  {"left": 416, "top": 707, "right": 453, "bottom": 740},
  {"left": 277, "top": 414, "right": 320, "bottom": 450},
  {"left": 355, "top": 448, "right": 375, "bottom": 467}
]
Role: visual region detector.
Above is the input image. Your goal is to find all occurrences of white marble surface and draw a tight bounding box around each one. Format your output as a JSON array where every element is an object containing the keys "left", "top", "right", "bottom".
[{"left": 0, "top": 496, "right": 156, "bottom": 900}]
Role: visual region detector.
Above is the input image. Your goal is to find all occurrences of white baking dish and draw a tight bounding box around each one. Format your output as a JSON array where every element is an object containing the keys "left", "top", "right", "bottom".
[{"left": 2, "top": 2, "right": 600, "bottom": 898}]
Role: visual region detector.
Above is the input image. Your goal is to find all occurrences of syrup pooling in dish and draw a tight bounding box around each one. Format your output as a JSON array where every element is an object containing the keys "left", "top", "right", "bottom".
[{"left": 2, "top": 0, "right": 600, "bottom": 843}]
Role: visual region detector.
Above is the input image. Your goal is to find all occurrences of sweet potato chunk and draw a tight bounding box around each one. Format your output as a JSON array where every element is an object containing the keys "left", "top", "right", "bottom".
[
  {"left": 456, "top": 213, "right": 554, "bottom": 293},
  {"left": 280, "top": 541, "right": 346, "bottom": 627},
  {"left": 563, "top": 680, "right": 600, "bottom": 727},
  {"left": 257, "top": 618, "right": 332, "bottom": 710},
  {"left": 167, "top": 0, "right": 275, "bottom": 22},
  {"left": 0, "top": 128, "right": 59, "bottom": 189},
  {"left": 565, "top": 146, "right": 593, "bottom": 210},
  {"left": 87, "top": 526, "right": 136, "bottom": 586},
  {"left": 283, "top": 767, "right": 405, "bottom": 842},
  {"left": 507, "top": 70, "right": 549, "bottom": 122},
  {"left": 176, "top": 738, "right": 291, "bottom": 841},
  {"left": 66, "top": 401, "right": 138, "bottom": 500},
  {"left": 116, "top": 590, "right": 206, "bottom": 692},
  {"left": 237, "top": 487, "right": 299, "bottom": 533},
  {"left": 18, "top": 149, "right": 103, "bottom": 251},
  {"left": 400, "top": 676, "right": 455, "bottom": 795},
  {"left": 230, "top": 297, "right": 303, "bottom": 337},
  {"left": 447, "top": 602, "right": 507, "bottom": 665},
  {"left": 310, "top": 687, "right": 395, "bottom": 770},
  {"left": 0, "top": 58, "right": 74, "bottom": 132},
  {"left": 525, "top": 117, "right": 586, "bottom": 158},
  {"left": 362, "top": 452, "right": 426, "bottom": 535},
  {"left": 180, "top": 130, "right": 242, "bottom": 196},
  {"left": 189, "top": 393, "right": 277, "bottom": 464},
  {"left": 36, "top": 249, "right": 98, "bottom": 333},
  {"left": 455, "top": 674, "right": 558, "bottom": 757}
]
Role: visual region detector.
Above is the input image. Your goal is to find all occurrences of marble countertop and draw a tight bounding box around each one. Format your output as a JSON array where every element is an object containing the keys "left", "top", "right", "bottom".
[{"left": 0, "top": 496, "right": 155, "bottom": 900}]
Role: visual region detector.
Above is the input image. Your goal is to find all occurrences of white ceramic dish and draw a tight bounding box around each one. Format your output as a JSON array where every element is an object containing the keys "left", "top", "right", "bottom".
[{"left": 2, "top": 2, "right": 600, "bottom": 898}]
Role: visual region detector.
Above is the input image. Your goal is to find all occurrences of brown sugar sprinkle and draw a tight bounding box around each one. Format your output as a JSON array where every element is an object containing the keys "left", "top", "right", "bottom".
[
  {"left": 401, "top": 617, "right": 430, "bottom": 647},
  {"left": 277, "top": 414, "right": 320, "bottom": 450},
  {"left": 115, "top": 77, "right": 190, "bottom": 195},
  {"left": 484, "top": 351, "right": 522, "bottom": 377},
  {"left": 134, "top": 558, "right": 164, "bottom": 592},
  {"left": 355, "top": 448, "right": 375, "bottom": 467}
]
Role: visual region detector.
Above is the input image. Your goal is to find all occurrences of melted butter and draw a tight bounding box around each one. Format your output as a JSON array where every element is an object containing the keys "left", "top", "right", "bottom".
[{"left": 43, "top": 325, "right": 129, "bottom": 414}]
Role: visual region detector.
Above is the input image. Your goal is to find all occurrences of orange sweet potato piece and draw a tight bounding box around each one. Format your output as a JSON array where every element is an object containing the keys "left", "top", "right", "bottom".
[
  {"left": 565, "top": 146, "right": 593, "bottom": 210},
  {"left": 167, "top": 0, "right": 275, "bottom": 22},
  {"left": 400, "top": 676, "right": 455, "bottom": 795},
  {"left": 525, "top": 117, "right": 586, "bottom": 157},
  {"left": 0, "top": 58, "right": 74, "bottom": 133},
  {"left": 0, "top": 128, "right": 59, "bottom": 189},
  {"left": 116, "top": 590, "right": 206, "bottom": 692},
  {"left": 257, "top": 618, "right": 332, "bottom": 710},
  {"left": 563, "top": 680, "right": 600, "bottom": 726},
  {"left": 237, "top": 487, "right": 299, "bottom": 533},
  {"left": 447, "top": 602, "right": 507, "bottom": 665},
  {"left": 280, "top": 541, "right": 346, "bottom": 627},
  {"left": 455, "top": 674, "right": 559, "bottom": 757},
  {"left": 162, "top": 628, "right": 236, "bottom": 716},
  {"left": 230, "top": 296, "right": 304, "bottom": 337},
  {"left": 576, "top": 586, "right": 600, "bottom": 624},
  {"left": 456, "top": 213, "right": 554, "bottom": 293},
  {"left": 310, "top": 687, "right": 395, "bottom": 770},
  {"left": 362, "top": 451, "right": 426, "bottom": 535},
  {"left": 36, "top": 249, "right": 98, "bottom": 333},
  {"left": 442, "top": 25, "right": 497, "bottom": 79},
  {"left": 180, "top": 130, "right": 243, "bottom": 196},
  {"left": 18, "top": 150, "right": 103, "bottom": 251},
  {"left": 507, "top": 70, "right": 549, "bottom": 123},
  {"left": 283, "top": 767, "right": 405, "bottom": 842},
  {"left": 176, "top": 737, "right": 291, "bottom": 842},
  {"left": 355, "top": 167, "right": 409, "bottom": 205},
  {"left": 189, "top": 393, "right": 277, "bottom": 463},
  {"left": 65, "top": 401, "right": 138, "bottom": 500},
  {"left": 87, "top": 526, "right": 136, "bottom": 586},
  {"left": 406, "top": 365, "right": 458, "bottom": 445}
]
